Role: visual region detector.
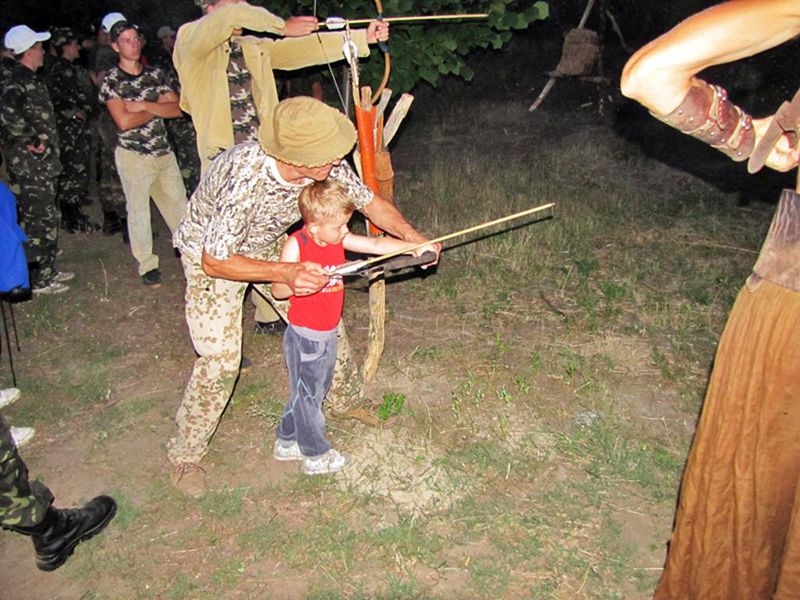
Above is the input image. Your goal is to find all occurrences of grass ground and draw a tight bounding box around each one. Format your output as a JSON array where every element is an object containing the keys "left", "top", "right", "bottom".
[{"left": 0, "top": 98, "right": 783, "bottom": 599}]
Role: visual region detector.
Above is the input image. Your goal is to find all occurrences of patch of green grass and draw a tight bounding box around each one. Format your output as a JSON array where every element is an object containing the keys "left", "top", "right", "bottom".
[
  {"left": 198, "top": 486, "right": 248, "bottom": 519},
  {"left": 366, "top": 513, "right": 442, "bottom": 562},
  {"left": 88, "top": 397, "right": 158, "bottom": 440},
  {"left": 164, "top": 574, "right": 198, "bottom": 600},
  {"left": 210, "top": 556, "right": 246, "bottom": 587},
  {"left": 377, "top": 391, "right": 406, "bottom": 421},
  {"left": 237, "top": 518, "right": 285, "bottom": 558},
  {"left": 470, "top": 557, "right": 512, "bottom": 598}
]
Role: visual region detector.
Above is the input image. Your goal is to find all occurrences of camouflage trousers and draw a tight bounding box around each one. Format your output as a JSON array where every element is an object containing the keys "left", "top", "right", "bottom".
[
  {"left": 0, "top": 416, "right": 53, "bottom": 528},
  {"left": 166, "top": 117, "right": 200, "bottom": 197},
  {"left": 115, "top": 147, "right": 187, "bottom": 276},
  {"left": 96, "top": 113, "right": 126, "bottom": 217},
  {"left": 16, "top": 173, "right": 59, "bottom": 288},
  {"left": 55, "top": 118, "right": 90, "bottom": 209},
  {"left": 167, "top": 256, "right": 361, "bottom": 465}
]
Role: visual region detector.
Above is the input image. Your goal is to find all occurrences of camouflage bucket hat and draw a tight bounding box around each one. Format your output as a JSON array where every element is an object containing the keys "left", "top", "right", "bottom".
[{"left": 261, "top": 97, "right": 357, "bottom": 168}]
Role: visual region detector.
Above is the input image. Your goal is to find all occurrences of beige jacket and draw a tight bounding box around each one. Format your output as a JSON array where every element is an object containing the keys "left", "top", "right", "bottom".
[{"left": 174, "top": 2, "right": 370, "bottom": 171}]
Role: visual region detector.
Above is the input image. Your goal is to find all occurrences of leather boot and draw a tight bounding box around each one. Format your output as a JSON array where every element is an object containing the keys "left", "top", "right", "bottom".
[
  {"left": 74, "top": 210, "right": 101, "bottom": 233},
  {"left": 101, "top": 210, "right": 123, "bottom": 235},
  {"left": 3, "top": 495, "right": 117, "bottom": 571},
  {"left": 60, "top": 204, "right": 81, "bottom": 233}
]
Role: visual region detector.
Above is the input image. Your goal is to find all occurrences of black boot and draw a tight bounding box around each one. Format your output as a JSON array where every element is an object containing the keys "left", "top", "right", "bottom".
[
  {"left": 120, "top": 217, "right": 129, "bottom": 245},
  {"left": 60, "top": 204, "right": 81, "bottom": 233},
  {"left": 4, "top": 496, "right": 117, "bottom": 571},
  {"left": 101, "top": 210, "right": 123, "bottom": 235},
  {"left": 74, "top": 209, "right": 101, "bottom": 233}
]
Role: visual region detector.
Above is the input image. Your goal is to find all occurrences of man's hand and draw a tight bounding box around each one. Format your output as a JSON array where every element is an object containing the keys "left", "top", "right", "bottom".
[
  {"left": 366, "top": 19, "right": 390, "bottom": 44},
  {"left": 753, "top": 116, "right": 800, "bottom": 172},
  {"left": 411, "top": 242, "right": 441, "bottom": 269},
  {"left": 283, "top": 16, "right": 318, "bottom": 37},
  {"left": 26, "top": 140, "right": 45, "bottom": 154},
  {"left": 283, "top": 261, "right": 330, "bottom": 296}
]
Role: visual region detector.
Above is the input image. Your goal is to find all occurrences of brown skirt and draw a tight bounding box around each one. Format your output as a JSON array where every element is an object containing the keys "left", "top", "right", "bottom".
[{"left": 654, "top": 280, "right": 800, "bottom": 599}]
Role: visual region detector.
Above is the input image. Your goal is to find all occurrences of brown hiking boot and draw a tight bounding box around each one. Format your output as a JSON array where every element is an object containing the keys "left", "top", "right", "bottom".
[{"left": 170, "top": 463, "right": 207, "bottom": 498}]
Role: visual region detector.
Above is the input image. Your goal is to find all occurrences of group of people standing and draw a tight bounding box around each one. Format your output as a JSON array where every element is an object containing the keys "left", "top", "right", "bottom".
[{"left": 0, "top": 12, "right": 200, "bottom": 294}]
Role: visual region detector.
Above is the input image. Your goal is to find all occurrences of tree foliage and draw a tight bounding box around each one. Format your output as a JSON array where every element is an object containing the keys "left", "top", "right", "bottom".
[{"left": 260, "top": 0, "right": 549, "bottom": 94}]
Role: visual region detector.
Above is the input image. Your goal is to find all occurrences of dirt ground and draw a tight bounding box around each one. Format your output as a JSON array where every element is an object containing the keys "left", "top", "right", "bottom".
[{"left": 0, "top": 95, "right": 776, "bottom": 599}]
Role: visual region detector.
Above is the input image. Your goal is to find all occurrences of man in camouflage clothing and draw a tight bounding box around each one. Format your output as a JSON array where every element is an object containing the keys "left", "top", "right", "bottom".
[
  {"left": 168, "top": 97, "right": 437, "bottom": 497},
  {"left": 0, "top": 415, "right": 117, "bottom": 571},
  {"left": 153, "top": 25, "right": 200, "bottom": 196},
  {"left": 0, "top": 45, "right": 16, "bottom": 183},
  {"left": 99, "top": 21, "right": 188, "bottom": 287},
  {"left": 0, "top": 25, "right": 72, "bottom": 295},
  {"left": 88, "top": 14, "right": 128, "bottom": 238},
  {"left": 175, "top": 0, "right": 385, "bottom": 341},
  {"left": 47, "top": 27, "right": 99, "bottom": 234}
]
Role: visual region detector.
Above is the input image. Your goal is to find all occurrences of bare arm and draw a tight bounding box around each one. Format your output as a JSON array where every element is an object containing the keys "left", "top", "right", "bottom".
[
  {"left": 621, "top": 0, "right": 800, "bottom": 115},
  {"left": 271, "top": 237, "right": 300, "bottom": 300},
  {"left": 359, "top": 195, "right": 441, "bottom": 262},
  {"left": 342, "top": 232, "right": 418, "bottom": 257},
  {"left": 105, "top": 98, "right": 154, "bottom": 130},
  {"left": 201, "top": 250, "right": 329, "bottom": 297},
  {"left": 125, "top": 92, "right": 182, "bottom": 120}
]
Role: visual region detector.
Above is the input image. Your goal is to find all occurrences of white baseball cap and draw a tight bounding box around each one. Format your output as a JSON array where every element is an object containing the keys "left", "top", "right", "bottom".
[
  {"left": 157, "top": 26, "right": 176, "bottom": 40},
  {"left": 101, "top": 12, "right": 127, "bottom": 32},
  {"left": 4, "top": 25, "right": 50, "bottom": 55}
]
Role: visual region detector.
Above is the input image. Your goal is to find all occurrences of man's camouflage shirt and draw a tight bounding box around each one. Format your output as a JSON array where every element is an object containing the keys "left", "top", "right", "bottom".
[
  {"left": 0, "top": 61, "right": 61, "bottom": 178},
  {"left": 98, "top": 65, "right": 175, "bottom": 156},
  {"left": 174, "top": 141, "right": 373, "bottom": 262},
  {"left": 47, "top": 57, "right": 92, "bottom": 122}
]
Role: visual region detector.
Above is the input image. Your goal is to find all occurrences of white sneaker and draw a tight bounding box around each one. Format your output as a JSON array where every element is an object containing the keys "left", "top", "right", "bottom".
[
  {"left": 0, "top": 388, "right": 21, "bottom": 410},
  {"left": 273, "top": 439, "right": 304, "bottom": 462},
  {"left": 303, "top": 448, "right": 349, "bottom": 475},
  {"left": 10, "top": 426, "right": 35, "bottom": 448},
  {"left": 33, "top": 281, "right": 69, "bottom": 295},
  {"left": 53, "top": 271, "right": 75, "bottom": 283}
]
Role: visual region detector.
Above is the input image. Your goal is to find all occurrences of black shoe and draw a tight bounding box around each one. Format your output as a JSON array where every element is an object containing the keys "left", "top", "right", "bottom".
[
  {"left": 102, "top": 211, "right": 123, "bottom": 235},
  {"left": 3, "top": 496, "right": 117, "bottom": 571},
  {"left": 253, "top": 320, "right": 287, "bottom": 336},
  {"left": 240, "top": 356, "right": 253, "bottom": 373},
  {"left": 142, "top": 269, "right": 162, "bottom": 288}
]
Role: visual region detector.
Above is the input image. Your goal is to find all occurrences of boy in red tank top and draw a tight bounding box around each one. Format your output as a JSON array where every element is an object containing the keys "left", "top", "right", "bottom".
[{"left": 271, "top": 180, "right": 419, "bottom": 474}]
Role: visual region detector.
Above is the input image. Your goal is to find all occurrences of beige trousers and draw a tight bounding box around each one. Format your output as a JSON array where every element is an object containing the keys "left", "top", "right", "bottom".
[
  {"left": 115, "top": 147, "right": 187, "bottom": 275},
  {"left": 167, "top": 258, "right": 362, "bottom": 465}
]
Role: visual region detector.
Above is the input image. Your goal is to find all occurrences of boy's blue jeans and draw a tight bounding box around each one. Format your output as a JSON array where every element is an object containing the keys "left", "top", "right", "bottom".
[{"left": 277, "top": 324, "right": 338, "bottom": 458}]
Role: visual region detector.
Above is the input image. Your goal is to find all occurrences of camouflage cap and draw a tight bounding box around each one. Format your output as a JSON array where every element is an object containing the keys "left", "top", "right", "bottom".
[
  {"left": 50, "top": 27, "right": 76, "bottom": 48},
  {"left": 261, "top": 97, "right": 357, "bottom": 168}
]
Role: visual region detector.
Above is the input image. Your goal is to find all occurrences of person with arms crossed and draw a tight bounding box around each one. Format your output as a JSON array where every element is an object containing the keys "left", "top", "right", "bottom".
[{"left": 99, "top": 21, "right": 188, "bottom": 288}]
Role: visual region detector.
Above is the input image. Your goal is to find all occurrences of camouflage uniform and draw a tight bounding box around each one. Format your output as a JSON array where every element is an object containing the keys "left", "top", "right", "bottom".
[
  {"left": 89, "top": 45, "right": 126, "bottom": 227},
  {"left": 47, "top": 55, "right": 95, "bottom": 231},
  {"left": 168, "top": 142, "right": 372, "bottom": 465},
  {"left": 0, "top": 416, "right": 53, "bottom": 528},
  {"left": 99, "top": 65, "right": 187, "bottom": 276},
  {"left": 0, "top": 61, "right": 62, "bottom": 288},
  {"left": 0, "top": 55, "right": 15, "bottom": 184},
  {"left": 156, "top": 54, "right": 200, "bottom": 196}
]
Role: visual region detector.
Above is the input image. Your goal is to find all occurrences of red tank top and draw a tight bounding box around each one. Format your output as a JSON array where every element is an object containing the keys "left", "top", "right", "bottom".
[{"left": 287, "top": 228, "right": 345, "bottom": 331}]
